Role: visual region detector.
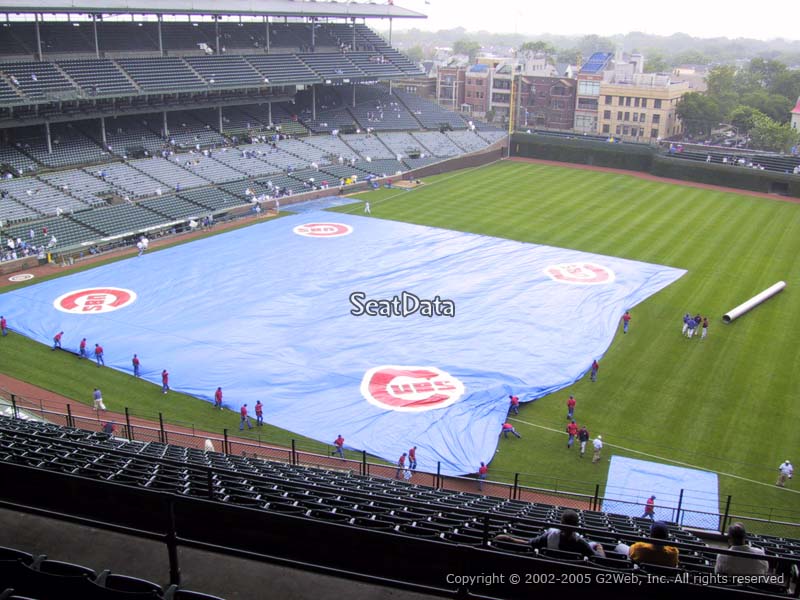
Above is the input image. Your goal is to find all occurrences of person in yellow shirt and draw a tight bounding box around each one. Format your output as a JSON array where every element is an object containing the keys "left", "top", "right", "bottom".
[{"left": 616, "top": 521, "right": 679, "bottom": 568}]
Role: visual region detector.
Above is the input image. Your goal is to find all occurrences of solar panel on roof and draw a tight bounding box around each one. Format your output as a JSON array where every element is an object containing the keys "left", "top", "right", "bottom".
[{"left": 580, "top": 52, "right": 612, "bottom": 74}]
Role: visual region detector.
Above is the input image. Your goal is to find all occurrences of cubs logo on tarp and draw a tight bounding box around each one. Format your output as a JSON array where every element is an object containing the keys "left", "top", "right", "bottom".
[
  {"left": 54, "top": 287, "right": 137, "bottom": 314},
  {"left": 293, "top": 223, "right": 353, "bottom": 238},
  {"left": 361, "top": 366, "right": 465, "bottom": 412},
  {"left": 544, "top": 262, "right": 615, "bottom": 285}
]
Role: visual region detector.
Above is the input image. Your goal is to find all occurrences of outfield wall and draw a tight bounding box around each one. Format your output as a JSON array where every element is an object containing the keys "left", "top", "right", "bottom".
[{"left": 511, "top": 133, "right": 800, "bottom": 198}]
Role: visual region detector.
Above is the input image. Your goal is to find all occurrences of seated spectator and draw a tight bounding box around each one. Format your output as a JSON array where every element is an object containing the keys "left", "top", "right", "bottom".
[
  {"left": 494, "top": 509, "right": 604, "bottom": 558},
  {"left": 616, "top": 521, "right": 678, "bottom": 567},
  {"left": 715, "top": 523, "right": 769, "bottom": 576}
]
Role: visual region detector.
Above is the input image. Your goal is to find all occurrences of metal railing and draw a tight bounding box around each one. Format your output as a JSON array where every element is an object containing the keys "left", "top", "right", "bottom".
[{"left": 3, "top": 390, "right": 800, "bottom": 540}]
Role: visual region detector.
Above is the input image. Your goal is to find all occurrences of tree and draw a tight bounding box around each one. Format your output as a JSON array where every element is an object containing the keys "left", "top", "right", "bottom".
[
  {"left": 705, "top": 65, "right": 739, "bottom": 118},
  {"left": 747, "top": 58, "right": 787, "bottom": 89},
  {"left": 728, "top": 105, "right": 761, "bottom": 134},
  {"left": 453, "top": 39, "right": 481, "bottom": 62},
  {"left": 519, "top": 41, "right": 555, "bottom": 55},
  {"left": 406, "top": 45, "right": 424, "bottom": 63},
  {"left": 749, "top": 112, "right": 800, "bottom": 152},
  {"left": 676, "top": 92, "right": 722, "bottom": 137},
  {"left": 739, "top": 91, "right": 792, "bottom": 123},
  {"left": 577, "top": 34, "right": 615, "bottom": 57},
  {"left": 642, "top": 51, "right": 669, "bottom": 73}
]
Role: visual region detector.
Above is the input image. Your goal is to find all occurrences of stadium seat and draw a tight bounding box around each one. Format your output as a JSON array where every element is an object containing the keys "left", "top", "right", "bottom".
[{"left": 96, "top": 571, "right": 163, "bottom": 596}]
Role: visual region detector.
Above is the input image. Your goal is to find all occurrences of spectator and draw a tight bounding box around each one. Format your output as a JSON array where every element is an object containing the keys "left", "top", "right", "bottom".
[
  {"left": 204, "top": 439, "right": 216, "bottom": 453},
  {"left": 102, "top": 421, "right": 116, "bottom": 435},
  {"left": 616, "top": 521, "right": 678, "bottom": 567},
  {"left": 715, "top": 523, "right": 769, "bottom": 576},
  {"left": 495, "top": 510, "right": 604, "bottom": 558}
]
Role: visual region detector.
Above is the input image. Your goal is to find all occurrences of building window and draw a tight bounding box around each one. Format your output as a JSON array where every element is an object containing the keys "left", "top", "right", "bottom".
[
  {"left": 575, "top": 114, "right": 596, "bottom": 131},
  {"left": 603, "top": 110, "right": 611, "bottom": 119},
  {"left": 651, "top": 128, "right": 659, "bottom": 138},
  {"left": 616, "top": 125, "right": 622, "bottom": 135},
  {"left": 640, "top": 113, "right": 647, "bottom": 123},
  {"left": 624, "top": 111, "right": 630, "bottom": 121},
  {"left": 617, "top": 111, "right": 623, "bottom": 120},
  {"left": 552, "top": 85, "right": 566, "bottom": 96},
  {"left": 551, "top": 98, "right": 566, "bottom": 109},
  {"left": 654, "top": 99, "right": 662, "bottom": 109},
  {"left": 605, "top": 95, "right": 613, "bottom": 105},
  {"left": 625, "top": 97, "right": 632, "bottom": 106},
  {"left": 639, "top": 128, "right": 645, "bottom": 137},
  {"left": 623, "top": 126, "right": 630, "bottom": 135},
  {"left": 618, "top": 96, "right": 624, "bottom": 106},
  {"left": 577, "top": 98, "right": 598, "bottom": 110},
  {"left": 578, "top": 80, "right": 600, "bottom": 96},
  {"left": 632, "top": 113, "right": 638, "bottom": 122},
  {"left": 641, "top": 98, "right": 647, "bottom": 108},
  {"left": 634, "top": 97, "right": 640, "bottom": 107},
  {"left": 602, "top": 124, "right": 610, "bottom": 133},
  {"left": 652, "top": 114, "right": 660, "bottom": 124}
]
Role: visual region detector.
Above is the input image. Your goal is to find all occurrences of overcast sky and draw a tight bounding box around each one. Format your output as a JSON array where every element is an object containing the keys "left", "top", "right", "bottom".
[{"left": 391, "top": 0, "right": 798, "bottom": 42}]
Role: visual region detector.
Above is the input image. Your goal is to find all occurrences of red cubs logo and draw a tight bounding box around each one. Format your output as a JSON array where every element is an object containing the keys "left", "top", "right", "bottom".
[
  {"left": 293, "top": 222, "right": 353, "bottom": 238},
  {"left": 361, "top": 366, "right": 465, "bottom": 412},
  {"left": 54, "top": 287, "right": 137, "bottom": 314},
  {"left": 544, "top": 262, "right": 615, "bottom": 285}
]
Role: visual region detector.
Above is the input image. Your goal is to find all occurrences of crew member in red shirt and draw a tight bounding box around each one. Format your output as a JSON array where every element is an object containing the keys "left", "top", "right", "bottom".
[
  {"left": 501, "top": 422, "right": 521, "bottom": 439},
  {"left": 239, "top": 403, "right": 252, "bottom": 430},
  {"left": 255, "top": 400, "right": 263, "bottom": 426},
  {"left": 0, "top": 315, "right": 7, "bottom": 337},
  {"left": 94, "top": 343, "right": 104, "bottom": 367},
  {"left": 396, "top": 452, "right": 407, "bottom": 479},
  {"left": 332, "top": 434, "right": 345, "bottom": 459},
  {"left": 214, "top": 387, "right": 223, "bottom": 410},
  {"left": 408, "top": 446, "right": 417, "bottom": 470},
  {"left": 52, "top": 331, "right": 63, "bottom": 350},
  {"left": 161, "top": 369, "right": 169, "bottom": 393},
  {"left": 478, "top": 462, "right": 488, "bottom": 491},
  {"left": 567, "top": 395, "right": 576, "bottom": 420},
  {"left": 567, "top": 420, "right": 579, "bottom": 449},
  {"left": 622, "top": 310, "right": 631, "bottom": 334},
  {"left": 132, "top": 354, "right": 140, "bottom": 377},
  {"left": 79, "top": 338, "right": 87, "bottom": 359},
  {"left": 642, "top": 495, "right": 656, "bottom": 520},
  {"left": 509, "top": 394, "right": 520, "bottom": 415}
]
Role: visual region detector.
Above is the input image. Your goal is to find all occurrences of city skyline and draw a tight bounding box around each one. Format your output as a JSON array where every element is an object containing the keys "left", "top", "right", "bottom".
[{"left": 390, "top": 0, "right": 798, "bottom": 43}]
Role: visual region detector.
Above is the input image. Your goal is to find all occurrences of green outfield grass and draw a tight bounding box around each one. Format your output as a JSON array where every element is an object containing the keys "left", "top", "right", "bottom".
[{"left": 2, "top": 159, "right": 799, "bottom": 522}]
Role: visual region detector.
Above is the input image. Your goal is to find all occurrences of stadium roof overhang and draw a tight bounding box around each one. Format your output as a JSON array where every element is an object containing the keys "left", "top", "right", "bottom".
[{"left": 0, "top": 0, "right": 426, "bottom": 19}]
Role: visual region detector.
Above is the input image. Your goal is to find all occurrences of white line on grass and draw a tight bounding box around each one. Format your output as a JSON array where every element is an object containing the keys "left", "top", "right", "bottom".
[
  {"left": 509, "top": 417, "right": 800, "bottom": 494},
  {"left": 337, "top": 158, "right": 504, "bottom": 213}
]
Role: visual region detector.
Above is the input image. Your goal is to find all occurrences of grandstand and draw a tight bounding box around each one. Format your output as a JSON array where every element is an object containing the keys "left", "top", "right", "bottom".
[{"left": 0, "top": 411, "right": 797, "bottom": 599}]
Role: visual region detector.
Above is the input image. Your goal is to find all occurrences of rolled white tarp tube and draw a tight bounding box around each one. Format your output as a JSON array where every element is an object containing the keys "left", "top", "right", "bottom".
[{"left": 722, "top": 281, "right": 786, "bottom": 324}]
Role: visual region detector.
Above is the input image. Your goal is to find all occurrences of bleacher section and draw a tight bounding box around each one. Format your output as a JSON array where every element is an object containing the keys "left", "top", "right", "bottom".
[
  {"left": 378, "top": 131, "right": 427, "bottom": 158},
  {"left": 139, "top": 193, "right": 210, "bottom": 220},
  {"left": 115, "top": 58, "right": 207, "bottom": 93},
  {"left": 0, "top": 414, "right": 796, "bottom": 600},
  {"left": 97, "top": 115, "right": 166, "bottom": 155},
  {"left": 0, "top": 60, "right": 77, "bottom": 101},
  {"left": 447, "top": 130, "right": 493, "bottom": 153},
  {"left": 0, "top": 175, "right": 87, "bottom": 216},
  {"left": 128, "top": 157, "right": 210, "bottom": 190},
  {"left": 3, "top": 215, "right": 100, "bottom": 249},
  {"left": 70, "top": 203, "right": 172, "bottom": 236},
  {"left": 165, "top": 111, "right": 227, "bottom": 148},
  {"left": 393, "top": 89, "right": 468, "bottom": 130},
  {"left": 177, "top": 187, "right": 247, "bottom": 212},
  {"left": 340, "top": 133, "right": 394, "bottom": 159},
  {"left": 0, "top": 144, "right": 39, "bottom": 174},
  {"left": 16, "top": 122, "right": 110, "bottom": 168},
  {"left": 210, "top": 146, "right": 282, "bottom": 178},
  {"left": 86, "top": 162, "right": 165, "bottom": 199},
  {"left": 57, "top": 59, "right": 138, "bottom": 97},
  {"left": 411, "top": 131, "right": 464, "bottom": 157},
  {"left": 185, "top": 56, "right": 264, "bottom": 88},
  {"left": 37, "top": 169, "right": 114, "bottom": 208},
  {"left": 356, "top": 158, "right": 405, "bottom": 177}
]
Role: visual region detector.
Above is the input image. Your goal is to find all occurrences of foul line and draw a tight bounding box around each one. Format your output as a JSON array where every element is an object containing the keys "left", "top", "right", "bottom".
[
  {"left": 337, "top": 158, "right": 504, "bottom": 213},
  {"left": 509, "top": 417, "right": 799, "bottom": 495}
]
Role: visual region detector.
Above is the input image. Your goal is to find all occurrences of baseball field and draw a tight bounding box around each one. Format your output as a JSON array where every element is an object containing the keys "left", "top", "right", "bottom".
[{"left": 1, "top": 157, "right": 798, "bottom": 523}]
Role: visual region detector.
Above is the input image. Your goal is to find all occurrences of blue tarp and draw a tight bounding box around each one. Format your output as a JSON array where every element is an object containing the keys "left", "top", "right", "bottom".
[
  {"left": 604, "top": 456, "right": 720, "bottom": 529},
  {"left": 1, "top": 212, "right": 685, "bottom": 475}
]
